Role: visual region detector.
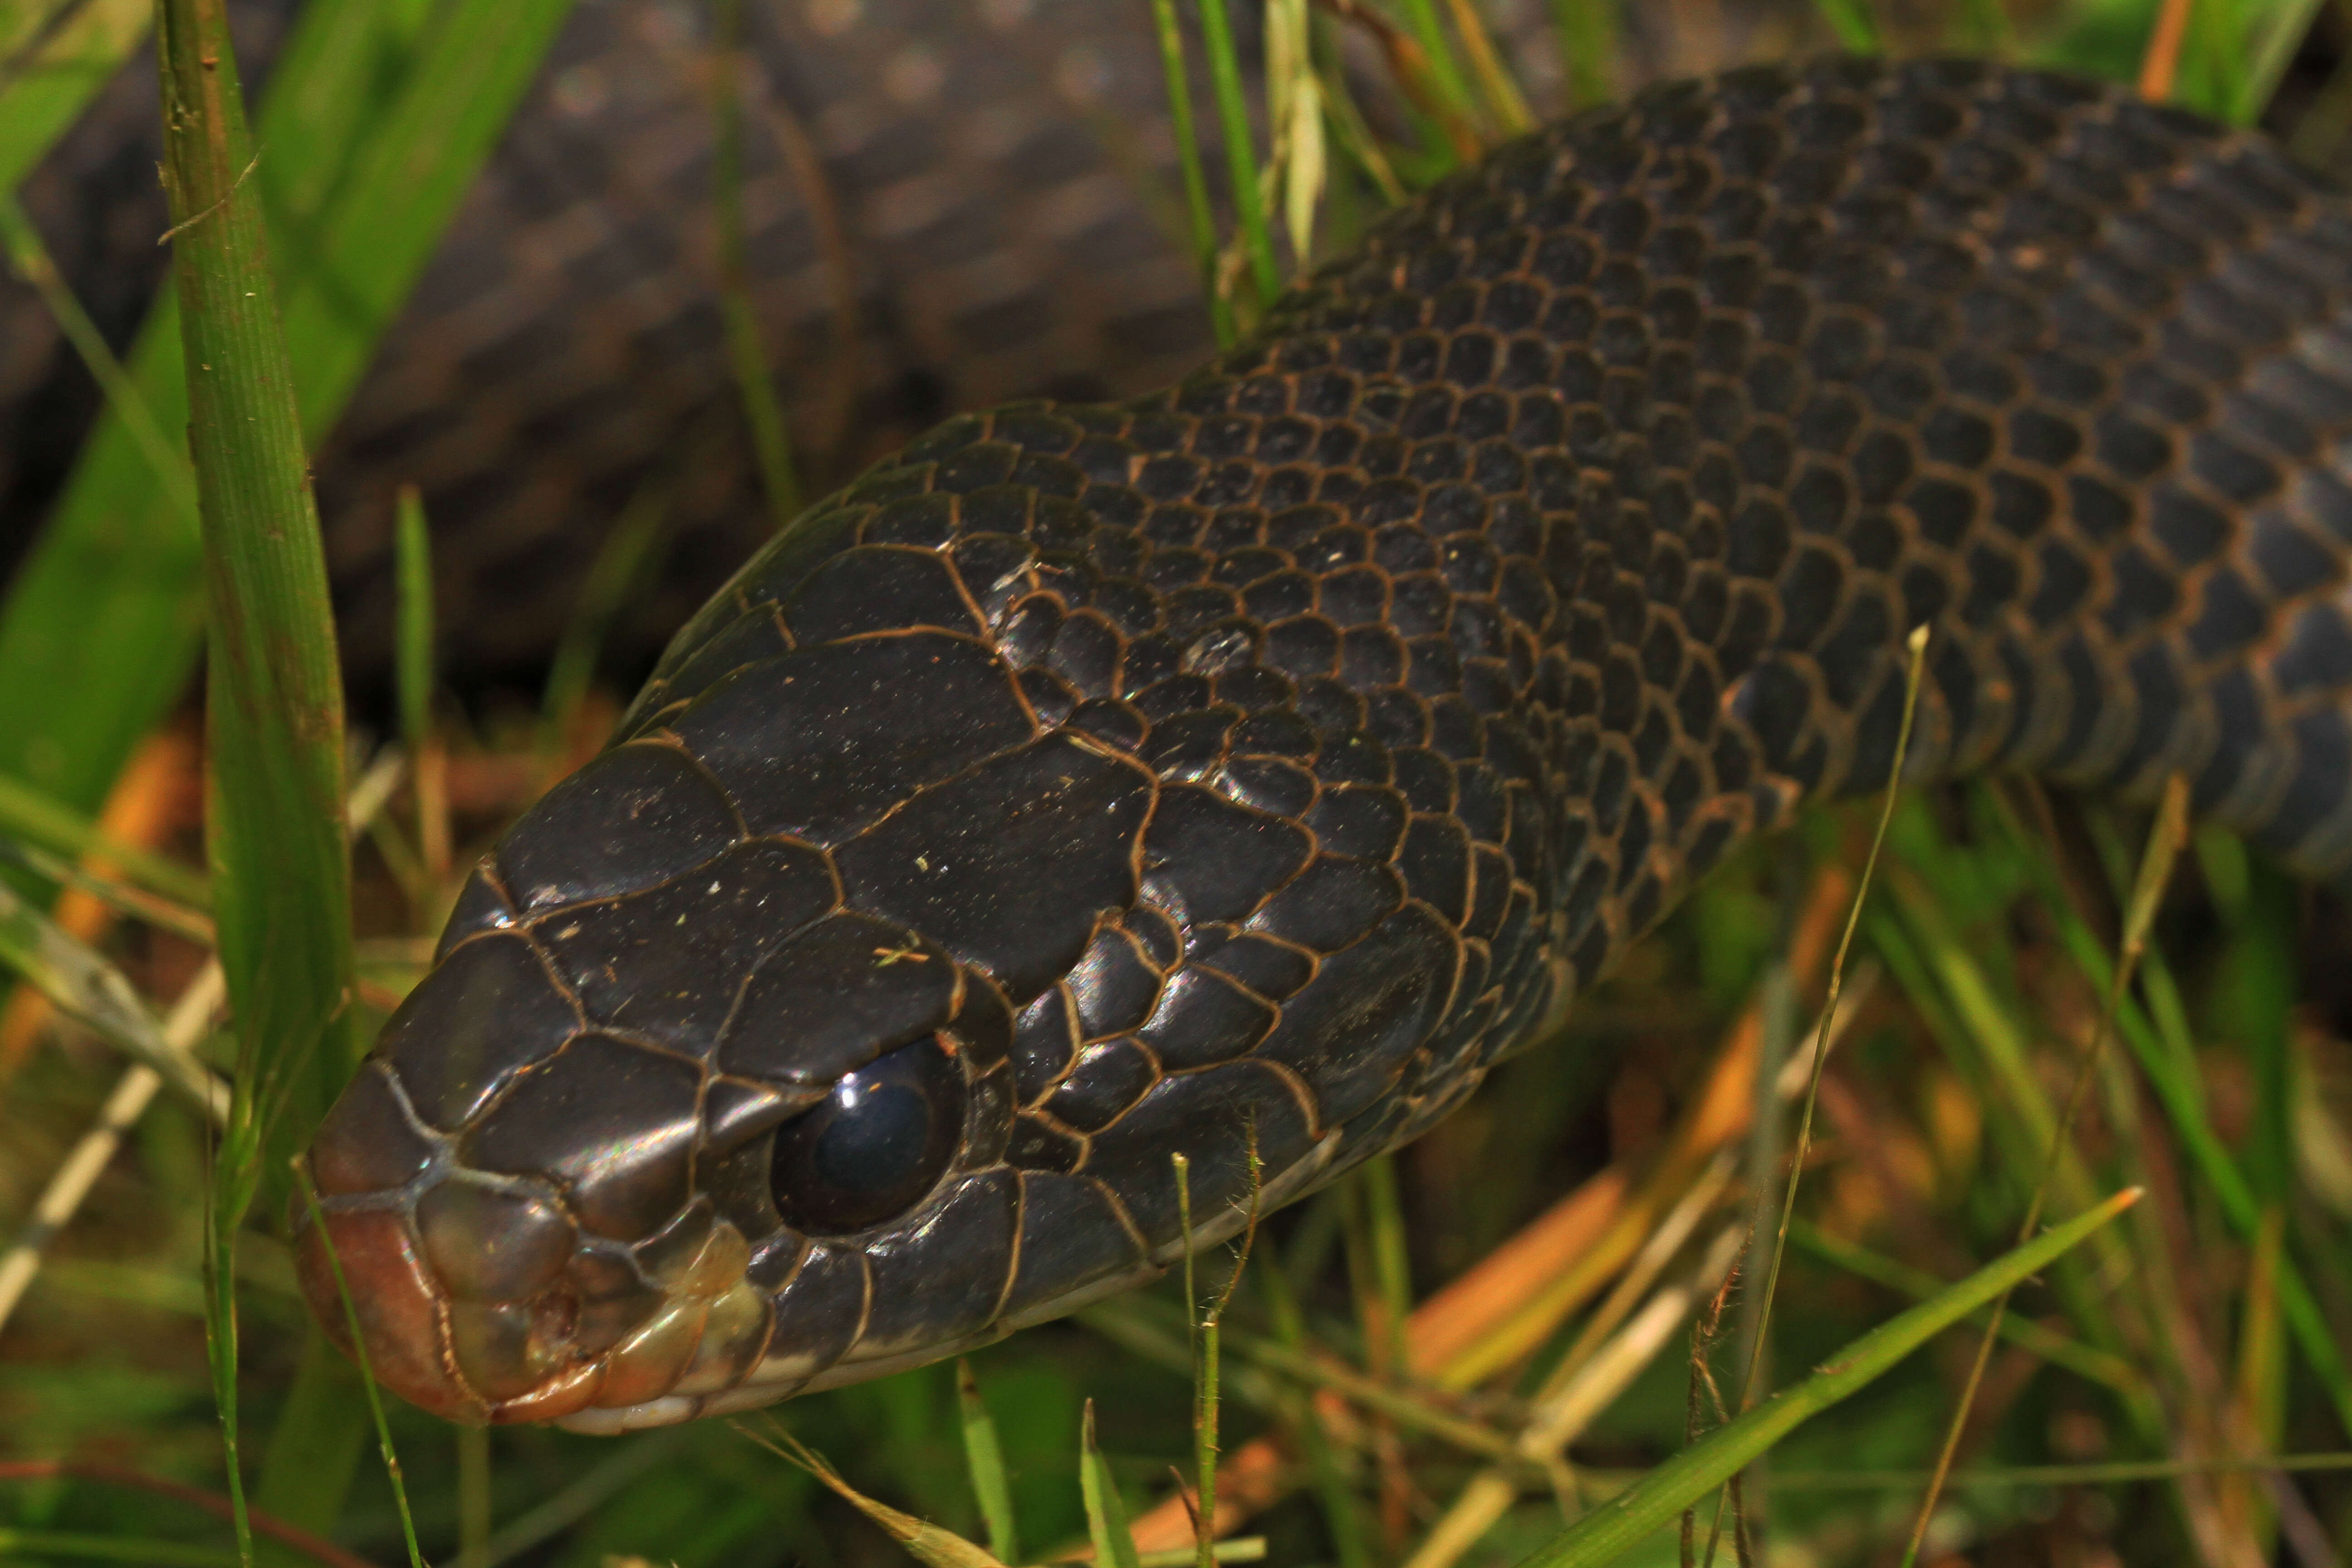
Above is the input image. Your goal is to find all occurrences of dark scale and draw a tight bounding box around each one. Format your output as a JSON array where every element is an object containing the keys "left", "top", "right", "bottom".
[{"left": 303, "top": 58, "right": 2352, "bottom": 1432}]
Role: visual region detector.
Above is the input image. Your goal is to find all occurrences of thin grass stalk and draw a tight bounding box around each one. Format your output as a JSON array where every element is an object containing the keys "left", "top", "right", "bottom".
[
  {"left": 456, "top": 1424, "right": 492, "bottom": 1568},
  {"left": 1195, "top": 0, "right": 1283, "bottom": 312},
  {"left": 0, "top": 193, "right": 195, "bottom": 519},
  {"left": 296, "top": 1173, "right": 426, "bottom": 1568},
  {"left": 0, "top": 774, "right": 209, "bottom": 909},
  {"left": 1735, "top": 626, "right": 1930, "bottom": 1402},
  {"left": 1696, "top": 626, "right": 1929, "bottom": 1565},
  {"left": 1772, "top": 1452, "right": 2352, "bottom": 1488},
  {"left": 1256, "top": 1255, "right": 1372, "bottom": 1568},
  {"left": 391, "top": 485, "right": 448, "bottom": 883},
  {"left": 156, "top": 0, "right": 355, "bottom": 1547},
  {"left": 539, "top": 474, "right": 674, "bottom": 756},
  {"left": 712, "top": 0, "right": 801, "bottom": 527},
  {"left": 1148, "top": 0, "right": 1234, "bottom": 345},
  {"left": 1264, "top": 0, "right": 1326, "bottom": 269},
  {"left": 0, "top": 1458, "right": 376, "bottom": 1568},
  {"left": 1392, "top": 0, "right": 1481, "bottom": 127},
  {"left": 1196, "top": 1131, "right": 1264, "bottom": 1568},
  {"left": 1896, "top": 773, "right": 2192, "bottom": 1568}
]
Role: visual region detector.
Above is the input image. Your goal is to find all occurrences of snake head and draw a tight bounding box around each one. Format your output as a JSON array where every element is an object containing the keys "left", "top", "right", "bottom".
[
  {"left": 297, "top": 617, "right": 1206, "bottom": 1430},
  {"left": 299, "top": 418, "right": 1533, "bottom": 1426}
]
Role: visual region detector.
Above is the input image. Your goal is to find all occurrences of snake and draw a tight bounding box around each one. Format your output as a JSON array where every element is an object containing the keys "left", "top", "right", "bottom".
[{"left": 296, "top": 54, "right": 2352, "bottom": 1433}]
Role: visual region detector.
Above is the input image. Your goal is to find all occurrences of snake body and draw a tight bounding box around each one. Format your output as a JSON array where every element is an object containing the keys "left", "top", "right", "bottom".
[{"left": 302, "top": 57, "right": 2352, "bottom": 1431}]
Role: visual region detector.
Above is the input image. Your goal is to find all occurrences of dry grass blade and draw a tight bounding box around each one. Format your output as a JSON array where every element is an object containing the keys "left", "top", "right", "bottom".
[
  {"left": 0, "top": 870, "right": 225, "bottom": 1117},
  {"left": 741, "top": 1419, "right": 1010, "bottom": 1568},
  {"left": 0, "top": 964, "right": 224, "bottom": 1333}
]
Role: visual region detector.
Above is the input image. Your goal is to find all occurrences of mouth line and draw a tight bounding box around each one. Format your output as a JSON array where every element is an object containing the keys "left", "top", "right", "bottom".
[{"left": 305, "top": 1125, "right": 1345, "bottom": 1431}]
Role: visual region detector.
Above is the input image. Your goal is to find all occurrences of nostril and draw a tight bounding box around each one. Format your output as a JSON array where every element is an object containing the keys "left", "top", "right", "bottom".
[
  {"left": 311, "top": 1065, "right": 435, "bottom": 1196},
  {"left": 416, "top": 1178, "right": 577, "bottom": 1302}
]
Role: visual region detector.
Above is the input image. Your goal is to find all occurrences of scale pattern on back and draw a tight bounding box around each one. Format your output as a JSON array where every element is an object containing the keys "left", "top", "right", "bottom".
[{"left": 301, "top": 56, "right": 2352, "bottom": 1431}]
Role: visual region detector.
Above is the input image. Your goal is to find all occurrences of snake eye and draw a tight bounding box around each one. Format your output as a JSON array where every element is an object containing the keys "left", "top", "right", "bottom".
[{"left": 770, "top": 1037, "right": 965, "bottom": 1235}]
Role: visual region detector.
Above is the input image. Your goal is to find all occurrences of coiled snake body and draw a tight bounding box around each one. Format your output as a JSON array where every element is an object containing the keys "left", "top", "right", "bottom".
[{"left": 301, "top": 56, "right": 2352, "bottom": 1432}]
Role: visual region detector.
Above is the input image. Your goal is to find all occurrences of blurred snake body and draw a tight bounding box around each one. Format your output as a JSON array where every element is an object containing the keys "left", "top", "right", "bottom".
[{"left": 300, "top": 56, "right": 2352, "bottom": 1432}]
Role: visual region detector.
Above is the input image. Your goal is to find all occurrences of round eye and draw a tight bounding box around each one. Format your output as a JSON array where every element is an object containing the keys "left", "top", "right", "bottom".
[{"left": 770, "top": 1037, "right": 966, "bottom": 1235}]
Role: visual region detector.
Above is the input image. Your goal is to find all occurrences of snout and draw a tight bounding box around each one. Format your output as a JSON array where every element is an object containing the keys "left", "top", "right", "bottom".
[{"left": 299, "top": 1061, "right": 778, "bottom": 1428}]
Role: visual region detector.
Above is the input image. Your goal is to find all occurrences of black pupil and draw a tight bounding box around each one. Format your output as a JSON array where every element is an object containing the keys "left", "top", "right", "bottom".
[
  {"left": 813, "top": 1082, "right": 929, "bottom": 1192},
  {"left": 770, "top": 1036, "right": 962, "bottom": 1235}
]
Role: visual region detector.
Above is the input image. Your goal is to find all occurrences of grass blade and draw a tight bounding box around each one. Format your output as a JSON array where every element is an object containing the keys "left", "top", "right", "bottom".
[
  {"left": 1515, "top": 1186, "right": 2141, "bottom": 1568},
  {"left": 712, "top": 0, "right": 801, "bottom": 527},
  {"left": 0, "top": 771, "right": 208, "bottom": 910},
  {"left": 295, "top": 1173, "right": 426, "bottom": 1568},
  {"left": 957, "top": 1361, "right": 1019, "bottom": 1565},
  {"left": 156, "top": 0, "right": 358, "bottom": 1554},
  {"left": 391, "top": 485, "right": 449, "bottom": 884},
  {"left": 160, "top": 0, "right": 358, "bottom": 1188},
  {"left": 1148, "top": 0, "right": 1232, "bottom": 345},
  {"left": 1083, "top": 1400, "right": 1145, "bottom": 1568},
  {"left": 1195, "top": 0, "right": 1282, "bottom": 314}
]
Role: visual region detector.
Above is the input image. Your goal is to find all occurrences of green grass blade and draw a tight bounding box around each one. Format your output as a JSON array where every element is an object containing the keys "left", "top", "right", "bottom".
[
  {"left": 1081, "top": 1401, "right": 1144, "bottom": 1568},
  {"left": 0, "top": 0, "right": 582, "bottom": 817},
  {"left": 539, "top": 473, "right": 673, "bottom": 752},
  {"left": 1546, "top": 0, "right": 1618, "bottom": 109},
  {"left": 1808, "top": 0, "right": 1883, "bottom": 54},
  {"left": 1514, "top": 1187, "right": 2141, "bottom": 1568},
  {"left": 160, "top": 0, "right": 358, "bottom": 1181},
  {"left": 393, "top": 485, "right": 434, "bottom": 766},
  {"left": 1195, "top": 0, "right": 1282, "bottom": 314},
  {"left": 156, "top": 2, "right": 359, "bottom": 1553},
  {"left": 1782, "top": 1217, "right": 2150, "bottom": 1401},
  {"left": 0, "top": 771, "right": 208, "bottom": 909},
  {"left": 296, "top": 1174, "right": 426, "bottom": 1568},
  {"left": 1393, "top": 0, "right": 1482, "bottom": 129},
  {"left": 956, "top": 1361, "right": 1019, "bottom": 1565},
  {"left": 0, "top": 0, "right": 148, "bottom": 191},
  {"left": 1148, "top": 0, "right": 1232, "bottom": 346},
  {"left": 713, "top": 0, "right": 801, "bottom": 527}
]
